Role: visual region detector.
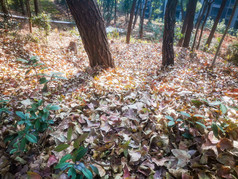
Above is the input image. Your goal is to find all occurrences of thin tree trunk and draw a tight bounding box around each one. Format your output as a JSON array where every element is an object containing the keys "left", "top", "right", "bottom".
[
  {"left": 34, "top": 0, "right": 40, "bottom": 16},
  {"left": 177, "top": 0, "right": 190, "bottom": 47},
  {"left": 195, "top": 0, "right": 206, "bottom": 28},
  {"left": 26, "top": 0, "right": 32, "bottom": 33},
  {"left": 191, "top": 0, "right": 208, "bottom": 51},
  {"left": 66, "top": 0, "right": 114, "bottom": 68},
  {"left": 196, "top": 0, "right": 214, "bottom": 50},
  {"left": 139, "top": 0, "right": 148, "bottom": 38},
  {"left": 205, "top": 0, "right": 227, "bottom": 47},
  {"left": 126, "top": 0, "right": 137, "bottom": 44},
  {"left": 19, "top": 0, "right": 26, "bottom": 15},
  {"left": 148, "top": 0, "right": 153, "bottom": 23},
  {"left": 114, "top": 0, "right": 117, "bottom": 24},
  {"left": 211, "top": 0, "right": 237, "bottom": 68},
  {"left": 133, "top": 0, "right": 141, "bottom": 29},
  {"left": 182, "top": 0, "right": 198, "bottom": 48},
  {"left": 180, "top": 0, "right": 184, "bottom": 20}
]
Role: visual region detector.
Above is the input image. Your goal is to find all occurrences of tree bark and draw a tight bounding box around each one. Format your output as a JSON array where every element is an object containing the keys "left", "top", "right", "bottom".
[
  {"left": 162, "top": 0, "right": 178, "bottom": 66},
  {"left": 211, "top": 0, "right": 238, "bottom": 68},
  {"left": 34, "top": 0, "right": 40, "bottom": 16},
  {"left": 191, "top": 0, "right": 208, "bottom": 51},
  {"left": 182, "top": 0, "right": 198, "bottom": 48},
  {"left": 133, "top": 0, "right": 141, "bottom": 29},
  {"left": 66, "top": 0, "right": 114, "bottom": 69},
  {"left": 177, "top": 0, "right": 190, "bottom": 47},
  {"left": 139, "top": 0, "right": 148, "bottom": 39},
  {"left": 0, "top": 0, "right": 8, "bottom": 21},
  {"left": 180, "top": 0, "right": 184, "bottom": 21},
  {"left": 19, "top": 0, "right": 26, "bottom": 15},
  {"left": 114, "top": 0, "right": 117, "bottom": 24},
  {"left": 26, "top": 0, "right": 32, "bottom": 33},
  {"left": 126, "top": 0, "right": 137, "bottom": 44},
  {"left": 196, "top": 0, "right": 214, "bottom": 50},
  {"left": 205, "top": 0, "right": 227, "bottom": 47},
  {"left": 195, "top": 0, "right": 206, "bottom": 28}
]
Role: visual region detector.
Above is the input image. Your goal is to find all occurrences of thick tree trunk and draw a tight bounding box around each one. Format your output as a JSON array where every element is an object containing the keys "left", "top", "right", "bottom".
[
  {"left": 0, "top": 0, "right": 8, "bottom": 21},
  {"left": 205, "top": 0, "right": 227, "bottom": 47},
  {"left": 34, "top": 0, "right": 40, "bottom": 16},
  {"left": 211, "top": 0, "right": 238, "bottom": 68},
  {"left": 182, "top": 0, "right": 198, "bottom": 48},
  {"left": 133, "top": 0, "right": 141, "bottom": 29},
  {"left": 19, "top": 0, "right": 26, "bottom": 15},
  {"left": 162, "top": 0, "right": 178, "bottom": 66},
  {"left": 139, "top": 0, "right": 148, "bottom": 39},
  {"left": 191, "top": 0, "right": 208, "bottom": 51},
  {"left": 114, "top": 0, "right": 117, "bottom": 24},
  {"left": 26, "top": 0, "right": 32, "bottom": 33},
  {"left": 66, "top": 0, "right": 114, "bottom": 68},
  {"left": 196, "top": 0, "right": 214, "bottom": 50},
  {"left": 180, "top": 0, "right": 184, "bottom": 21},
  {"left": 126, "top": 0, "right": 137, "bottom": 44}
]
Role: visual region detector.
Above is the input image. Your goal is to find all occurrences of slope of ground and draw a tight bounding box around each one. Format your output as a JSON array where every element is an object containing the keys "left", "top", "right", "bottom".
[{"left": 0, "top": 27, "right": 238, "bottom": 178}]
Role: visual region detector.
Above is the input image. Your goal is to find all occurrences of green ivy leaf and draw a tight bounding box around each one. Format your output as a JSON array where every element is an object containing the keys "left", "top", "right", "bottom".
[
  {"left": 75, "top": 147, "right": 88, "bottom": 161},
  {"left": 191, "top": 99, "right": 203, "bottom": 108},
  {"left": 48, "top": 105, "right": 61, "bottom": 111},
  {"left": 16, "top": 111, "right": 26, "bottom": 119},
  {"left": 179, "top": 111, "right": 191, "bottom": 118},
  {"left": 60, "top": 154, "right": 72, "bottom": 164},
  {"left": 67, "top": 127, "right": 73, "bottom": 142},
  {"left": 55, "top": 162, "right": 72, "bottom": 170},
  {"left": 209, "top": 101, "right": 221, "bottom": 106},
  {"left": 20, "top": 137, "right": 26, "bottom": 151},
  {"left": 25, "top": 134, "right": 37, "bottom": 143},
  {"left": 39, "top": 77, "right": 48, "bottom": 84},
  {"left": 211, "top": 123, "right": 219, "bottom": 138},
  {"left": 68, "top": 167, "right": 77, "bottom": 179},
  {"left": 195, "top": 122, "right": 206, "bottom": 129},
  {"left": 168, "top": 121, "right": 175, "bottom": 127},
  {"left": 165, "top": 116, "right": 174, "bottom": 121},
  {"left": 55, "top": 144, "right": 70, "bottom": 152}
]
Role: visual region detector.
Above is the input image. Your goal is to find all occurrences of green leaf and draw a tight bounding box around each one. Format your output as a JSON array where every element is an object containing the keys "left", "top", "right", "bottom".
[
  {"left": 77, "top": 133, "right": 89, "bottom": 144},
  {"left": 25, "top": 134, "right": 37, "bottom": 143},
  {"left": 75, "top": 147, "right": 88, "bottom": 161},
  {"left": 168, "top": 121, "right": 175, "bottom": 127},
  {"left": 220, "top": 104, "right": 227, "bottom": 114},
  {"left": 165, "top": 116, "right": 174, "bottom": 121},
  {"left": 211, "top": 123, "right": 219, "bottom": 138},
  {"left": 82, "top": 167, "right": 93, "bottom": 179},
  {"left": 39, "top": 77, "right": 48, "bottom": 84},
  {"left": 55, "top": 144, "right": 70, "bottom": 152},
  {"left": 16, "top": 111, "right": 26, "bottom": 119},
  {"left": 25, "top": 69, "right": 32, "bottom": 75},
  {"left": 20, "top": 137, "right": 26, "bottom": 151},
  {"left": 90, "top": 165, "right": 99, "bottom": 175},
  {"left": 180, "top": 111, "right": 191, "bottom": 118},
  {"left": 194, "top": 114, "right": 206, "bottom": 118},
  {"left": 209, "top": 101, "right": 221, "bottom": 106},
  {"left": 191, "top": 99, "right": 203, "bottom": 108},
  {"left": 42, "top": 83, "right": 48, "bottom": 92},
  {"left": 68, "top": 167, "right": 77, "bottom": 179},
  {"left": 67, "top": 127, "right": 73, "bottom": 142},
  {"left": 55, "top": 162, "right": 71, "bottom": 170},
  {"left": 17, "top": 58, "right": 28, "bottom": 63},
  {"left": 60, "top": 154, "right": 72, "bottom": 164},
  {"left": 48, "top": 105, "right": 61, "bottom": 111},
  {"left": 195, "top": 122, "right": 206, "bottom": 129}
]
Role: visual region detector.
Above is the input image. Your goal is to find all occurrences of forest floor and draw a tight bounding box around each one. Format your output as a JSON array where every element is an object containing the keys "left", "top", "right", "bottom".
[{"left": 0, "top": 26, "right": 238, "bottom": 178}]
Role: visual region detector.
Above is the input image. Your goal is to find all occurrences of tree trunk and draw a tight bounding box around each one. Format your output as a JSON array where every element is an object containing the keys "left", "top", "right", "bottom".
[
  {"left": 19, "top": 0, "right": 26, "bottom": 15},
  {"left": 191, "top": 0, "right": 208, "bottom": 51},
  {"left": 195, "top": 0, "right": 206, "bottom": 28},
  {"left": 196, "top": 0, "right": 214, "bottom": 50},
  {"left": 162, "top": 0, "right": 178, "bottom": 66},
  {"left": 182, "top": 0, "right": 198, "bottom": 48},
  {"left": 26, "top": 0, "right": 32, "bottom": 33},
  {"left": 180, "top": 0, "right": 184, "bottom": 21},
  {"left": 139, "top": 0, "right": 148, "bottom": 39},
  {"left": 133, "top": 0, "right": 141, "bottom": 29},
  {"left": 211, "top": 0, "right": 237, "bottom": 68},
  {"left": 34, "top": 0, "right": 40, "bottom": 16},
  {"left": 66, "top": 0, "right": 114, "bottom": 69},
  {"left": 126, "top": 0, "right": 137, "bottom": 44},
  {"left": 147, "top": 0, "right": 153, "bottom": 24},
  {"left": 114, "top": 0, "right": 117, "bottom": 24},
  {"left": 0, "top": 0, "right": 8, "bottom": 21},
  {"left": 205, "top": 0, "right": 227, "bottom": 48}
]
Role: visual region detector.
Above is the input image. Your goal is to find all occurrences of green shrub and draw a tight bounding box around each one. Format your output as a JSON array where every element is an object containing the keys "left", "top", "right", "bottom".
[{"left": 32, "top": 12, "right": 51, "bottom": 35}]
